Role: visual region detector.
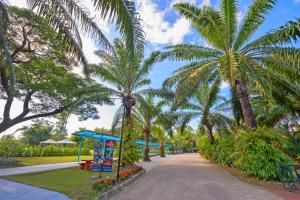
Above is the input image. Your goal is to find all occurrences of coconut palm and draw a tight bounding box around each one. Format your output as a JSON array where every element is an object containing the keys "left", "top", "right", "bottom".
[
  {"left": 160, "top": 0, "right": 300, "bottom": 129},
  {"left": 91, "top": 39, "right": 161, "bottom": 130},
  {"left": 133, "top": 95, "right": 167, "bottom": 161},
  {"left": 183, "top": 81, "right": 233, "bottom": 144}
]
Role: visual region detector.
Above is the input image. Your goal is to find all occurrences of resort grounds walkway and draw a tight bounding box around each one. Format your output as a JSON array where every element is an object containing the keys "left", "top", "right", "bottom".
[
  {"left": 0, "top": 162, "right": 78, "bottom": 176},
  {"left": 0, "top": 179, "right": 70, "bottom": 200},
  {"left": 110, "top": 153, "right": 283, "bottom": 200}
]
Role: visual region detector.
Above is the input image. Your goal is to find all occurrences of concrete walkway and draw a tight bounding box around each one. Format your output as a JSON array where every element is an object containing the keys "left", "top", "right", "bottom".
[
  {"left": 0, "top": 162, "right": 78, "bottom": 176},
  {"left": 0, "top": 179, "right": 70, "bottom": 200},
  {"left": 110, "top": 153, "right": 283, "bottom": 200}
]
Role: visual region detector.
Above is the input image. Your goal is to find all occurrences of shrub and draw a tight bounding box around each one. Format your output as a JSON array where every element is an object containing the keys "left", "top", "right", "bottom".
[
  {"left": 198, "top": 135, "right": 237, "bottom": 166},
  {"left": 0, "top": 138, "right": 90, "bottom": 157},
  {"left": 234, "top": 128, "right": 293, "bottom": 180},
  {"left": 0, "top": 136, "right": 25, "bottom": 157},
  {"left": 92, "top": 176, "right": 115, "bottom": 191},
  {"left": 197, "top": 127, "right": 294, "bottom": 181},
  {"left": 120, "top": 164, "right": 143, "bottom": 180}
]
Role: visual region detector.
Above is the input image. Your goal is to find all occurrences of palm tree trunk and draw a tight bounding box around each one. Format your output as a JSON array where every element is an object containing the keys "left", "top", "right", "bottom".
[
  {"left": 143, "top": 126, "right": 151, "bottom": 161},
  {"left": 207, "top": 128, "right": 215, "bottom": 144},
  {"left": 159, "top": 140, "right": 165, "bottom": 157},
  {"left": 204, "top": 120, "right": 215, "bottom": 144},
  {"left": 235, "top": 80, "right": 257, "bottom": 129}
]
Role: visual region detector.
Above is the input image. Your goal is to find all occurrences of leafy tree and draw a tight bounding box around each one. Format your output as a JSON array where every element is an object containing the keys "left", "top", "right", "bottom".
[
  {"left": 19, "top": 121, "right": 52, "bottom": 146},
  {"left": 0, "top": 7, "right": 112, "bottom": 133},
  {"left": 168, "top": 126, "right": 196, "bottom": 153},
  {"left": 159, "top": 0, "right": 300, "bottom": 129},
  {"left": 1, "top": 0, "right": 144, "bottom": 86},
  {"left": 133, "top": 95, "right": 167, "bottom": 161}
]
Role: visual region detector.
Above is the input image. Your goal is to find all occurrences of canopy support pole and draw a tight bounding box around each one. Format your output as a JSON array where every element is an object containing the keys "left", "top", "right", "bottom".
[{"left": 77, "top": 137, "right": 84, "bottom": 162}]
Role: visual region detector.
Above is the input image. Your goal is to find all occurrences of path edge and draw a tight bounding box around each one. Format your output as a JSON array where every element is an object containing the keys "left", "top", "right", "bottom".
[{"left": 95, "top": 169, "right": 145, "bottom": 200}]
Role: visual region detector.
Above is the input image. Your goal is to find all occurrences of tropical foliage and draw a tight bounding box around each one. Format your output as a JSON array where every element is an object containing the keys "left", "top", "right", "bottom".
[
  {"left": 133, "top": 95, "right": 167, "bottom": 161},
  {"left": 159, "top": 0, "right": 300, "bottom": 130}
]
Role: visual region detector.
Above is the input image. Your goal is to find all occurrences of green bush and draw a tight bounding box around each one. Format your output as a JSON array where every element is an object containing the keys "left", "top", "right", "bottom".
[
  {"left": 0, "top": 136, "right": 25, "bottom": 157},
  {"left": 197, "top": 127, "right": 294, "bottom": 181},
  {"left": 198, "top": 135, "right": 237, "bottom": 166},
  {"left": 234, "top": 128, "right": 293, "bottom": 180},
  {"left": 0, "top": 138, "right": 90, "bottom": 157}
]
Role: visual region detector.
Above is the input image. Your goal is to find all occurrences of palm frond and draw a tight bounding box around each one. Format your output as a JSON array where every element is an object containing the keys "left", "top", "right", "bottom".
[
  {"left": 91, "top": 0, "right": 145, "bottom": 56},
  {"left": 242, "top": 17, "right": 300, "bottom": 50},
  {"left": 27, "top": 0, "right": 90, "bottom": 74},
  {"left": 234, "top": 0, "right": 276, "bottom": 50},
  {"left": 160, "top": 44, "right": 223, "bottom": 62},
  {"left": 173, "top": 3, "right": 226, "bottom": 50},
  {"left": 221, "top": 0, "right": 237, "bottom": 48}
]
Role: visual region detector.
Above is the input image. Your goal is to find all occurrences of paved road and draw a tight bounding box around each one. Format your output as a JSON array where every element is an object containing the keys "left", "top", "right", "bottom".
[
  {"left": 0, "top": 179, "right": 70, "bottom": 200},
  {"left": 0, "top": 162, "right": 78, "bottom": 176},
  {"left": 110, "top": 153, "right": 283, "bottom": 200}
]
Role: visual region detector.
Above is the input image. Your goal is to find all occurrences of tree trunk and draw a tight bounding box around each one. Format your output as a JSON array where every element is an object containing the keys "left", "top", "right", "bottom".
[
  {"left": 143, "top": 126, "right": 151, "bottom": 161},
  {"left": 204, "top": 120, "right": 215, "bottom": 144},
  {"left": 235, "top": 80, "right": 257, "bottom": 129},
  {"left": 207, "top": 128, "right": 215, "bottom": 144},
  {"left": 159, "top": 140, "right": 165, "bottom": 157}
]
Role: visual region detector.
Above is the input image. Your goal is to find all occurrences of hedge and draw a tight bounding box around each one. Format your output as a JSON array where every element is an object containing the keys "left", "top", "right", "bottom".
[
  {"left": 198, "top": 127, "right": 293, "bottom": 181},
  {"left": 0, "top": 145, "right": 90, "bottom": 157}
]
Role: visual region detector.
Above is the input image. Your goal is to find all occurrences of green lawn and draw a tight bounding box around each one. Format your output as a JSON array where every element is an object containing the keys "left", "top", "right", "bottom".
[
  {"left": 15, "top": 155, "right": 93, "bottom": 166},
  {"left": 2, "top": 167, "right": 113, "bottom": 200}
]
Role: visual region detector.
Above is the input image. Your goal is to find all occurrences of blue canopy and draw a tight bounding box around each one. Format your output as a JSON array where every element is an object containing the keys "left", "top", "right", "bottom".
[{"left": 73, "top": 130, "right": 171, "bottom": 147}]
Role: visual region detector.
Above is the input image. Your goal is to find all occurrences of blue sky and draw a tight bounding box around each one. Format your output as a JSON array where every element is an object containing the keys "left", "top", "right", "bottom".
[{"left": 4, "top": 0, "right": 300, "bottom": 136}]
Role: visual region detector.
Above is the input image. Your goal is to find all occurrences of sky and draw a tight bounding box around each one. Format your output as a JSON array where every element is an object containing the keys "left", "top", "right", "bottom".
[{"left": 3, "top": 0, "right": 300, "bottom": 136}]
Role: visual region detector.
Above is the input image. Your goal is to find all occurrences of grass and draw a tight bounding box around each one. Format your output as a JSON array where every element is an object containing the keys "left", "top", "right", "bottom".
[
  {"left": 14, "top": 155, "right": 93, "bottom": 166},
  {"left": 2, "top": 167, "right": 113, "bottom": 200}
]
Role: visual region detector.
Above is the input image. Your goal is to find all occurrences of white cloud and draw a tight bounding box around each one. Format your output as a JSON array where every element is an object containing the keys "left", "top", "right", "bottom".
[
  {"left": 8, "top": 0, "right": 27, "bottom": 8},
  {"left": 237, "top": 10, "right": 245, "bottom": 23},
  {"left": 220, "top": 81, "right": 230, "bottom": 89},
  {"left": 136, "top": 0, "right": 192, "bottom": 45},
  {"left": 200, "top": 0, "right": 211, "bottom": 7}
]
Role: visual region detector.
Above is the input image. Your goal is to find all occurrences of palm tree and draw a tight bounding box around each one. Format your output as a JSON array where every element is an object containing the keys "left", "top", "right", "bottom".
[
  {"left": 160, "top": 0, "right": 300, "bottom": 129},
  {"left": 152, "top": 125, "right": 166, "bottom": 157},
  {"left": 133, "top": 95, "right": 167, "bottom": 161},
  {"left": 91, "top": 39, "right": 161, "bottom": 130},
  {"left": 183, "top": 81, "right": 233, "bottom": 144}
]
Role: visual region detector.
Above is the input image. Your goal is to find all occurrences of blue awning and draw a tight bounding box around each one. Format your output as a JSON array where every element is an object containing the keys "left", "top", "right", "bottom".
[{"left": 73, "top": 130, "right": 171, "bottom": 147}]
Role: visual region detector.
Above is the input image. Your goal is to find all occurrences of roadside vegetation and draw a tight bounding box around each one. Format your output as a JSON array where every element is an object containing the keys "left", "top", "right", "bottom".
[{"left": 0, "top": 1, "right": 299, "bottom": 198}]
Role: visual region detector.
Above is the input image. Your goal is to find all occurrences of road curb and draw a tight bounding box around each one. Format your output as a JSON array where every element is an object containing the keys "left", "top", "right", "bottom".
[{"left": 95, "top": 169, "right": 145, "bottom": 200}]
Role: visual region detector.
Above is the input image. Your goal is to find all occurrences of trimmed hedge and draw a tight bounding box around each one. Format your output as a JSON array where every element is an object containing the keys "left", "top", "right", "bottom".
[
  {"left": 0, "top": 145, "right": 90, "bottom": 157},
  {"left": 198, "top": 127, "right": 293, "bottom": 181}
]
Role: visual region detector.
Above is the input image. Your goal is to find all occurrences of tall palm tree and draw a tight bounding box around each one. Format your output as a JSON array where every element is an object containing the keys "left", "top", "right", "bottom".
[
  {"left": 133, "top": 95, "right": 167, "bottom": 161},
  {"left": 91, "top": 39, "right": 161, "bottom": 130},
  {"left": 183, "top": 81, "right": 233, "bottom": 144},
  {"left": 160, "top": 0, "right": 300, "bottom": 129}
]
